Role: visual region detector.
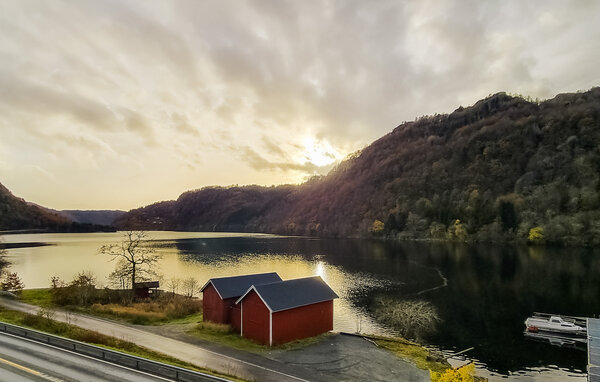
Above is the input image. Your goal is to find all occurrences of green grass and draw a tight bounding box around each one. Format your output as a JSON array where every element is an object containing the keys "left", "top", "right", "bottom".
[
  {"left": 189, "top": 321, "right": 268, "bottom": 353},
  {"left": 19, "top": 288, "right": 54, "bottom": 307},
  {"left": 0, "top": 306, "right": 244, "bottom": 382},
  {"left": 188, "top": 321, "right": 333, "bottom": 353}
]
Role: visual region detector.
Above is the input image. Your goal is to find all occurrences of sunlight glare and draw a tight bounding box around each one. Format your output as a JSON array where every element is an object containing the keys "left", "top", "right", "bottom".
[
  {"left": 315, "top": 260, "right": 326, "bottom": 279},
  {"left": 302, "top": 137, "right": 340, "bottom": 167}
]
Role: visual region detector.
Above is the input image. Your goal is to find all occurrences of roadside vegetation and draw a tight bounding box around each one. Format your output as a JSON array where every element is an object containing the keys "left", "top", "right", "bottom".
[
  {"left": 20, "top": 285, "right": 203, "bottom": 325},
  {"left": 18, "top": 285, "right": 482, "bottom": 380},
  {"left": 0, "top": 305, "right": 243, "bottom": 381}
]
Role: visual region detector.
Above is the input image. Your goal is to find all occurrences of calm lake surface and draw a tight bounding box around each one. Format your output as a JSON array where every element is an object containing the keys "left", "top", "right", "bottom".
[{"left": 2, "top": 231, "right": 597, "bottom": 381}]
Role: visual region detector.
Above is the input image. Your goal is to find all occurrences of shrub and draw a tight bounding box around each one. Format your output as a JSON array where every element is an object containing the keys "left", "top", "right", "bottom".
[
  {"left": 528, "top": 226, "right": 544, "bottom": 244},
  {"left": 1, "top": 272, "right": 24, "bottom": 294},
  {"left": 374, "top": 298, "right": 440, "bottom": 341},
  {"left": 431, "top": 363, "right": 479, "bottom": 382}
]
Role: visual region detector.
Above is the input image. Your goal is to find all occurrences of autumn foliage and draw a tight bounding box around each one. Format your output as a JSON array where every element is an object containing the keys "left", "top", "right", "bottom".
[{"left": 112, "top": 87, "right": 600, "bottom": 246}]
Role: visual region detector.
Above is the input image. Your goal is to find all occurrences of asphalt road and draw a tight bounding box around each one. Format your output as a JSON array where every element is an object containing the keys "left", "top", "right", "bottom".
[
  {"left": 0, "top": 331, "right": 169, "bottom": 382},
  {"left": 0, "top": 299, "right": 315, "bottom": 382}
]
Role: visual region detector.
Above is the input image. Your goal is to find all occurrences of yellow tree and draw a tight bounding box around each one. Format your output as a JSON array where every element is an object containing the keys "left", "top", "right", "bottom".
[
  {"left": 370, "top": 220, "right": 385, "bottom": 235},
  {"left": 431, "top": 364, "right": 479, "bottom": 382},
  {"left": 528, "top": 227, "right": 544, "bottom": 243}
]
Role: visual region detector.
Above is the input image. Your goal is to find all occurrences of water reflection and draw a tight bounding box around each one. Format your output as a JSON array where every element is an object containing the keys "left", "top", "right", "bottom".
[{"left": 2, "top": 232, "right": 597, "bottom": 380}]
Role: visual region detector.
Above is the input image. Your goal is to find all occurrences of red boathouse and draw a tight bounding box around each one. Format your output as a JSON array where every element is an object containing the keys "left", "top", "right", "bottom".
[
  {"left": 201, "top": 272, "right": 282, "bottom": 326},
  {"left": 236, "top": 276, "right": 339, "bottom": 346}
]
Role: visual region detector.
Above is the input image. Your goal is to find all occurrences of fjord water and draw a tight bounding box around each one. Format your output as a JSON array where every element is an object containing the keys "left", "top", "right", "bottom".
[{"left": 2, "top": 232, "right": 595, "bottom": 381}]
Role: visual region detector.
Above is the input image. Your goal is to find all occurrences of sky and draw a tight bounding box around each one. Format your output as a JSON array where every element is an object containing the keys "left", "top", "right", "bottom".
[{"left": 1, "top": 0, "right": 599, "bottom": 210}]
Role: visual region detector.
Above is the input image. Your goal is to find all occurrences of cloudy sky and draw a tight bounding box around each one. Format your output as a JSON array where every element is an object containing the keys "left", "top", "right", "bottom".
[{"left": 1, "top": 1, "right": 598, "bottom": 210}]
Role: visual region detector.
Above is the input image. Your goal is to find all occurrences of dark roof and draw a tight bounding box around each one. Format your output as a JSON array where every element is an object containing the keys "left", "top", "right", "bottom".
[
  {"left": 133, "top": 281, "right": 160, "bottom": 288},
  {"left": 201, "top": 272, "right": 282, "bottom": 299},
  {"left": 237, "top": 276, "right": 338, "bottom": 312}
]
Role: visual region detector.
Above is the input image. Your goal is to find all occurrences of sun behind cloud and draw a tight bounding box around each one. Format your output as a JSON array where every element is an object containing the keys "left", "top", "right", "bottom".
[{"left": 301, "top": 137, "right": 341, "bottom": 167}]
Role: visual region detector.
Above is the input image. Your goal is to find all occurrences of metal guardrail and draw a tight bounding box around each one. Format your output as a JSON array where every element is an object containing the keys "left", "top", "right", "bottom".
[{"left": 0, "top": 321, "right": 232, "bottom": 382}]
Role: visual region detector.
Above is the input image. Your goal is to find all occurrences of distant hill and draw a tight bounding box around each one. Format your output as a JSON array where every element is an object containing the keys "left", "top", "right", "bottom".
[
  {"left": 61, "top": 210, "right": 125, "bottom": 226},
  {"left": 0, "top": 183, "right": 116, "bottom": 233},
  {"left": 0, "top": 182, "right": 70, "bottom": 231}
]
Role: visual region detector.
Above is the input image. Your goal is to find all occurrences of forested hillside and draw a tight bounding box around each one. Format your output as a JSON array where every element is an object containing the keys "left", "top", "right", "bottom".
[
  {"left": 61, "top": 210, "right": 125, "bottom": 226},
  {"left": 0, "top": 183, "right": 116, "bottom": 232},
  {"left": 120, "top": 88, "right": 600, "bottom": 246},
  {"left": 0, "top": 182, "right": 70, "bottom": 231}
]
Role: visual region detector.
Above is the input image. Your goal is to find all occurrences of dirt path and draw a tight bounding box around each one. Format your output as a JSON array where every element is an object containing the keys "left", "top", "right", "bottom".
[{"left": 0, "top": 298, "right": 321, "bottom": 382}]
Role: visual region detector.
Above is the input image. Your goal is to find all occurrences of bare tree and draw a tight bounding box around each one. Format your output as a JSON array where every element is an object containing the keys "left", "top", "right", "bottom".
[
  {"left": 107, "top": 258, "right": 133, "bottom": 289},
  {"left": 166, "top": 278, "right": 181, "bottom": 297},
  {"left": 182, "top": 277, "right": 200, "bottom": 298},
  {"left": 98, "top": 231, "right": 161, "bottom": 291},
  {"left": 50, "top": 276, "right": 65, "bottom": 289},
  {"left": 375, "top": 298, "right": 440, "bottom": 340}
]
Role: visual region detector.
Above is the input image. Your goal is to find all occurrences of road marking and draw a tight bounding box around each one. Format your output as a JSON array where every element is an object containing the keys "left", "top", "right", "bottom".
[
  {"left": 0, "top": 356, "right": 65, "bottom": 382},
  {"left": 0, "top": 299, "right": 309, "bottom": 382},
  {"left": 0, "top": 332, "right": 174, "bottom": 382}
]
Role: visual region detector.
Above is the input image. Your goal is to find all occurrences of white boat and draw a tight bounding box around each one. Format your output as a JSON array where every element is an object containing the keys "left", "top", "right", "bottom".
[{"left": 525, "top": 315, "right": 586, "bottom": 336}]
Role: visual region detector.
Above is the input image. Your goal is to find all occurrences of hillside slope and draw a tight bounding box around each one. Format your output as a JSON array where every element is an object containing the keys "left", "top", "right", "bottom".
[
  {"left": 0, "top": 183, "right": 116, "bottom": 233},
  {"left": 0, "top": 182, "right": 70, "bottom": 231},
  {"left": 116, "top": 88, "right": 600, "bottom": 245},
  {"left": 61, "top": 210, "right": 125, "bottom": 226}
]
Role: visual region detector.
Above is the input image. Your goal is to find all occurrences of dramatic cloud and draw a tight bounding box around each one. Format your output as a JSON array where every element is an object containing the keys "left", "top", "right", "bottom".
[{"left": 0, "top": 0, "right": 598, "bottom": 209}]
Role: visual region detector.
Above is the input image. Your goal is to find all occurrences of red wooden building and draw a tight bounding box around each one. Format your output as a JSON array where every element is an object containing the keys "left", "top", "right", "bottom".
[
  {"left": 200, "top": 272, "right": 281, "bottom": 326},
  {"left": 235, "top": 276, "right": 338, "bottom": 346}
]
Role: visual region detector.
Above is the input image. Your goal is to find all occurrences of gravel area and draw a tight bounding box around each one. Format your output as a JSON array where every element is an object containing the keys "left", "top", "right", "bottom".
[{"left": 266, "top": 333, "right": 430, "bottom": 382}]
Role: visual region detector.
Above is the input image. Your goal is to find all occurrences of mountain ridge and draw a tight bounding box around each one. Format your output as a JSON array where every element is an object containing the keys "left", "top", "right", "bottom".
[
  {"left": 115, "top": 88, "right": 600, "bottom": 246},
  {"left": 3, "top": 88, "right": 599, "bottom": 245},
  {"left": 0, "top": 184, "right": 118, "bottom": 233}
]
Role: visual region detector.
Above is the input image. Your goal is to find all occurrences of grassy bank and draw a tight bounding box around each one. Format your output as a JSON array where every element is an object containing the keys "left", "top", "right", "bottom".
[
  {"left": 365, "top": 334, "right": 450, "bottom": 373},
  {"left": 20, "top": 288, "right": 327, "bottom": 351},
  {"left": 189, "top": 321, "right": 329, "bottom": 353},
  {"left": 0, "top": 306, "right": 242, "bottom": 381},
  {"left": 367, "top": 335, "right": 485, "bottom": 381},
  {"left": 19, "top": 288, "right": 53, "bottom": 307},
  {"left": 20, "top": 288, "right": 202, "bottom": 325}
]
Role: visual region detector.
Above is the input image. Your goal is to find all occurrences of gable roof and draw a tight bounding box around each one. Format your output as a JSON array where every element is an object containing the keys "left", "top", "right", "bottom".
[
  {"left": 236, "top": 276, "right": 338, "bottom": 312},
  {"left": 201, "top": 272, "right": 282, "bottom": 300}
]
